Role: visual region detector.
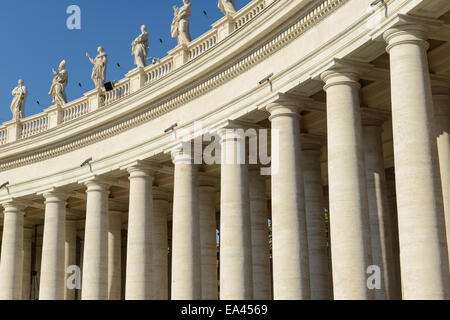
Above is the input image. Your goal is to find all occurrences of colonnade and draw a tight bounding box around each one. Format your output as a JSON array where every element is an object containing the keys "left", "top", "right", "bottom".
[{"left": 0, "top": 20, "right": 449, "bottom": 300}]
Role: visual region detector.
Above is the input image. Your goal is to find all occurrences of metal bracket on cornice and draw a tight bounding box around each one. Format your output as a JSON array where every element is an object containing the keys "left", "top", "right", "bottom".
[
  {"left": 0, "top": 181, "right": 10, "bottom": 195},
  {"left": 80, "top": 157, "right": 93, "bottom": 173}
]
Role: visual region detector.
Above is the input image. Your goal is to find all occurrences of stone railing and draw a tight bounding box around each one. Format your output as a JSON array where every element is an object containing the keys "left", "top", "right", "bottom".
[
  {"left": 20, "top": 113, "right": 49, "bottom": 139},
  {"left": 0, "top": 0, "right": 281, "bottom": 145},
  {"left": 104, "top": 78, "right": 131, "bottom": 106},
  {"left": 188, "top": 29, "right": 218, "bottom": 61},
  {"left": 0, "top": 127, "right": 7, "bottom": 145},
  {"left": 62, "top": 97, "right": 90, "bottom": 123},
  {"left": 145, "top": 56, "right": 174, "bottom": 85},
  {"left": 234, "top": 0, "right": 267, "bottom": 30}
]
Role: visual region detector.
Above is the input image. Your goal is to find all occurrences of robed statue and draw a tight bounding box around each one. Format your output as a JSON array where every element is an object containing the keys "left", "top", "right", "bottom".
[
  {"left": 132, "top": 25, "right": 149, "bottom": 68},
  {"left": 49, "top": 60, "right": 68, "bottom": 107},
  {"left": 171, "top": 0, "right": 192, "bottom": 46},
  {"left": 218, "top": 0, "right": 237, "bottom": 16},
  {"left": 87, "top": 46, "right": 107, "bottom": 89},
  {"left": 10, "top": 79, "right": 27, "bottom": 120}
]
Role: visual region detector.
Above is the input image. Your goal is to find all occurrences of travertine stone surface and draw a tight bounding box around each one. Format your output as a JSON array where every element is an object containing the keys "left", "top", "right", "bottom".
[
  {"left": 384, "top": 22, "right": 450, "bottom": 300},
  {"left": 267, "top": 96, "right": 310, "bottom": 300},
  {"left": 108, "top": 212, "right": 122, "bottom": 300},
  {"left": 321, "top": 64, "right": 373, "bottom": 300}
]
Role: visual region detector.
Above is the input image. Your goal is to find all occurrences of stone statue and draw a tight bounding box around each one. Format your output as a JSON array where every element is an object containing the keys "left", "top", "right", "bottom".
[
  {"left": 10, "top": 79, "right": 27, "bottom": 120},
  {"left": 49, "top": 60, "right": 68, "bottom": 107},
  {"left": 87, "top": 46, "right": 107, "bottom": 89},
  {"left": 132, "top": 25, "right": 149, "bottom": 68},
  {"left": 171, "top": 0, "right": 192, "bottom": 46},
  {"left": 218, "top": 0, "right": 237, "bottom": 16}
]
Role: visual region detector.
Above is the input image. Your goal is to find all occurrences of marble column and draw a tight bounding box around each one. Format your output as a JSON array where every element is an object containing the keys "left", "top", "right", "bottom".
[
  {"left": 220, "top": 129, "right": 253, "bottom": 300},
  {"left": 125, "top": 163, "right": 153, "bottom": 300},
  {"left": 39, "top": 191, "right": 68, "bottom": 300},
  {"left": 266, "top": 95, "right": 310, "bottom": 300},
  {"left": 302, "top": 138, "right": 331, "bottom": 300},
  {"left": 22, "top": 228, "right": 33, "bottom": 300},
  {"left": 432, "top": 85, "right": 450, "bottom": 265},
  {"left": 384, "top": 22, "right": 450, "bottom": 299},
  {"left": 171, "top": 146, "right": 201, "bottom": 300},
  {"left": 198, "top": 181, "right": 218, "bottom": 300},
  {"left": 321, "top": 63, "right": 373, "bottom": 300},
  {"left": 152, "top": 189, "right": 169, "bottom": 300},
  {"left": 248, "top": 169, "right": 272, "bottom": 300},
  {"left": 0, "top": 201, "right": 25, "bottom": 300},
  {"left": 108, "top": 212, "right": 122, "bottom": 300},
  {"left": 361, "top": 113, "right": 396, "bottom": 300},
  {"left": 65, "top": 220, "right": 77, "bottom": 300},
  {"left": 81, "top": 178, "right": 111, "bottom": 300}
]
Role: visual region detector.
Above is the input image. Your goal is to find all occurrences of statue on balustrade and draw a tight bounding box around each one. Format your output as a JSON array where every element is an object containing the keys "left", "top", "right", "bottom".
[
  {"left": 86, "top": 46, "right": 107, "bottom": 89},
  {"left": 10, "top": 79, "right": 27, "bottom": 120},
  {"left": 132, "top": 25, "right": 149, "bottom": 68},
  {"left": 171, "top": 0, "right": 192, "bottom": 46},
  {"left": 49, "top": 60, "right": 68, "bottom": 107},
  {"left": 219, "top": 0, "right": 237, "bottom": 16}
]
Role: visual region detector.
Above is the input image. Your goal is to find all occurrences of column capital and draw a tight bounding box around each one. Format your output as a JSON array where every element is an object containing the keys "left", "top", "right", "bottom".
[
  {"left": 361, "top": 108, "right": 390, "bottom": 127},
  {"left": 1, "top": 199, "right": 27, "bottom": 212},
  {"left": 170, "top": 143, "right": 196, "bottom": 165},
  {"left": 38, "top": 187, "right": 70, "bottom": 202},
  {"left": 321, "top": 59, "right": 372, "bottom": 91},
  {"left": 383, "top": 15, "right": 442, "bottom": 53},
  {"left": 265, "top": 93, "right": 312, "bottom": 120},
  {"left": 121, "top": 159, "right": 161, "bottom": 176},
  {"left": 79, "top": 175, "right": 116, "bottom": 191}
]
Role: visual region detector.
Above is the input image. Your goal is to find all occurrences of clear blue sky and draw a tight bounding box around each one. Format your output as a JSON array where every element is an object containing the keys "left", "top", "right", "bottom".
[{"left": 0, "top": 0, "right": 249, "bottom": 122}]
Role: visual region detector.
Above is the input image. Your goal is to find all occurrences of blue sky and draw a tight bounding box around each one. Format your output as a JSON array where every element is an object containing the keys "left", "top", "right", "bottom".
[{"left": 0, "top": 0, "right": 249, "bottom": 122}]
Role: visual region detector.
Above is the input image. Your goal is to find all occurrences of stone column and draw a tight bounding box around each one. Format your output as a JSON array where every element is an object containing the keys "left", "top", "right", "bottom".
[
  {"left": 108, "top": 212, "right": 122, "bottom": 300},
  {"left": 266, "top": 95, "right": 310, "bottom": 300},
  {"left": 0, "top": 201, "right": 25, "bottom": 300},
  {"left": 321, "top": 62, "right": 373, "bottom": 300},
  {"left": 125, "top": 162, "right": 153, "bottom": 300},
  {"left": 81, "top": 178, "right": 111, "bottom": 300},
  {"left": 301, "top": 138, "right": 331, "bottom": 300},
  {"left": 384, "top": 21, "right": 450, "bottom": 299},
  {"left": 432, "top": 85, "right": 450, "bottom": 265},
  {"left": 171, "top": 146, "right": 201, "bottom": 300},
  {"left": 39, "top": 191, "right": 68, "bottom": 300},
  {"left": 22, "top": 228, "right": 33, "bottom": 300},
  {"left": 361, "top": 113, "right": 397, "bottom": 300},
  {"left": 152, "top": 189, "right": 169, "bottom": 300},
  {"left": 65, "top": 220, "right": 77, "bottom": 300},
  {"left": 220, "top": 128, "right": 253, "bottom": 300},
  {"left": 248, "top": 169, "right": 272, "bottom": 300},
  {"left": 198, "top": 180, "right": 218, "bottom": 300}
]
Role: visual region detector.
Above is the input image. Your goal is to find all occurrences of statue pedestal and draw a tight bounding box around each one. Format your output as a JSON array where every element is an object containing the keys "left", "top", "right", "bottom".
[
  {"left": 126, "top": 67, "right": 147, "bottom": 93},
  {"left": 44, "top": 105, "right": 64, "bottom": 129},
  {"left": 84, "top": 88, "right": 105, "bottom": 112},
  {"left": 212, "top": 15, "right": 235, "bottom": 42},
  {"left": 169, "top": 44, "right": 189, "bottom": 70},
  {"left": 4, "top": 119, "right": 22, "bottom": 143}
]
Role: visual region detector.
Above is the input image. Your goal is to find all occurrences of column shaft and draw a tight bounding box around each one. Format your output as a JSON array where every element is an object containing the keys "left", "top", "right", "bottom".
[
  {"left": 248, "top": 170, "right": 272, "bottom": 300},
  {"left": 363, "top": 123, "right": 396, "bottom": 300},
  {"left": 152, "top": 198, "right": 169, "bottom": 300},
  {"left": 267, "top": 98, "right": 310, "bottom": 300},
  {"left": 171, "top": 148, "right": 201, "bottom": 300},
  {"left": 0, "top": 202, "right": 25, "bottom": 300},
  {"left": 40, "top": 191, "right": 67, "bottom": 300},
  {"left": 22, "top": 228, "right": 32, "bottom": 300},
  {"left": 108, "top": 212, "right": 122, "bottom": 300},
  {"left": 199, "top": 185, "right": 218, "bottom": 300},
  {"left": 384, "top": 24, "right": 450, "bottom": 299},
  {"left": 65, "top": 220, "right": 77, "bottom": 300},
  {"left": 321, "top": 67, "right": 373, "bottom": 300},
  {"left": 126, "top": 166, "right": 153, "bottom": 300},
  {"left": 82, "top": 180, "right": 110, "bottom": 300},
  {"left": 302, "top": 146, "right": 332, "bottom": 300},
  {"left": 220, "top": 130, "right": 253, "bottom": 300}
]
